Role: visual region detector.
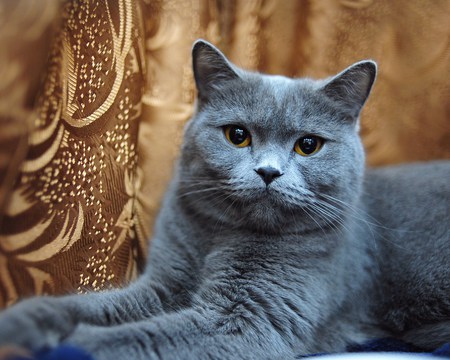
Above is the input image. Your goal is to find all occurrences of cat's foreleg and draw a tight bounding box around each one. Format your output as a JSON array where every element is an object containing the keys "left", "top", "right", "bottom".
[
  {"left": 65, "top": 307, "right": 298, "bottom": 360},
  {"left": 0, "top": 232, "right": 200, "bottom": 352},
  {"left": 0, "top": 276, "right": 167, "bottom": 351},
  {"left": 65, "top": 267, "right": 317, "bottom": 359}
]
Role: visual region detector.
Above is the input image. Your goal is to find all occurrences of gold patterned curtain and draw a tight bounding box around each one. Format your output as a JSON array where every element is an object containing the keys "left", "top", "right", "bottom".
[{"left": 1, "top": 0, "right": 449, "bottom": 308}]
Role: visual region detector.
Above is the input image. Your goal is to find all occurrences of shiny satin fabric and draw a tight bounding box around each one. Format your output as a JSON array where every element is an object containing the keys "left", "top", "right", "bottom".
[{"left": 0, "top": 0, "right": 449, "bottom": 307}]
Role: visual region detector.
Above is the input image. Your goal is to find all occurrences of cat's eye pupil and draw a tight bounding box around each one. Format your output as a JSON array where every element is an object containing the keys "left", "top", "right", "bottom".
[
  {"left": 225, "top": 125, "right": 250, "bottom": 147},
  {"left": 294, "top": 136, "right": 323, "bottom": 156},
  {"left": 230, "top": 127, "right": 246, "bottom": 144},
  {"left": 300, "top": 137, "right": 317, "bottom": 154}
]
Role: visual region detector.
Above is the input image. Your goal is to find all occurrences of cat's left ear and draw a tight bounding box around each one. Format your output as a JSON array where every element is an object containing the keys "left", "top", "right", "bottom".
[
  {"left": 321, "top": 60, "right": 377, "bottom": 118},
  {"left": 192, "top": 40, "right": 240, "bottom": 104}
]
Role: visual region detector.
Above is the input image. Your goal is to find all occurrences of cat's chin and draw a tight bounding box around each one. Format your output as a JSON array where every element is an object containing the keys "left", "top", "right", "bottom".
[
  {"left": 179, "top": 183, "right": 320, "bottom": 234},
  {"left": 237, "top": 192, "right": 319, "bottom": 234},
  {"left": 248, "top": 186, "right": 310, "bottom": 211},
  {"left": 239, "top": 207, "right": 317, "bottom": 234}
]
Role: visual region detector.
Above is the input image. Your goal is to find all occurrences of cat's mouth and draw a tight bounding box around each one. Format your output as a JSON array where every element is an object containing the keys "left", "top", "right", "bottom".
[
  {"left": 240, "top": 185, "right": 312, "bottom": 212},
  {"left": 258, "top": 183, "right": 311, "bottom": 201},
  {"left": 231, "top": 188, "right": 320, "bottom": 233}
]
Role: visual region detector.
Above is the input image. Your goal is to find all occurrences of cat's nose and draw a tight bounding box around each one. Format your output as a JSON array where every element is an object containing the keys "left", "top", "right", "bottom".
[{"left": 255, "top": 166, "right": 283, "bottom": 186}]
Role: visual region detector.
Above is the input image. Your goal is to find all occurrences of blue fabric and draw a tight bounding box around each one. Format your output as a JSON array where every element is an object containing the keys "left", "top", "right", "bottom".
[
  {"left": 33, "top": 345, "right": 94, "bottom": 360},
  {"left": 298, "top": 338, "right": 450, "bottom": 358},
  {"left": 434, "top": 343, "right": 450, "bottom": 357},
  {"left": 347, "top": 338, "right": 425, "bottom": 353},
  {"left": 10, "top": 339, "right": 450, "bottom": 359},
  {"left": 347, "top": 338, "right": 450, "bottom": 357}
]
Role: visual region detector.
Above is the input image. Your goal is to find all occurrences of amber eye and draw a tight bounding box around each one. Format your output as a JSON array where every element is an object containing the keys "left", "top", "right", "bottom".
[
  {"left": 294, "top": 136, "right": 323, "bottom": 156},
  {"left": 224, "top": 125, "right": 251, "bottom": 147}
]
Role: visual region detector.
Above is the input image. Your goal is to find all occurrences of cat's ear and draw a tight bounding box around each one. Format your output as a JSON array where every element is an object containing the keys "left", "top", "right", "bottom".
[
  {"left": 321, "top": 60, "right": 377, "bottom": 118},
  {"left": 192, "top": 40, "right": 239, "bottom": 103}
]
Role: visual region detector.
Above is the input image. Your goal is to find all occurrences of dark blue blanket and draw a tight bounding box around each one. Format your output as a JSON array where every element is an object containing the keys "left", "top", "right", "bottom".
[
  {"left": 10, "top": 339, "right": 450, "bottom": 359},
  {"left": 301, "top": 338, "right": 450, "bottom": 358}
]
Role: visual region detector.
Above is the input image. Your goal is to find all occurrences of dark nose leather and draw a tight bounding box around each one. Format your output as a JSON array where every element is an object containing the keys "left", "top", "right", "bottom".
[{"left": 255, "top": 166, "right": 283, "bottom": 186}]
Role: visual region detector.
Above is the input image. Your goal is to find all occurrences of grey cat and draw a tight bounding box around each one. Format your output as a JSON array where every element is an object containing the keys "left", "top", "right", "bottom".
[{"left": 0, "top": 40, "right": 449, "bottom": 360}]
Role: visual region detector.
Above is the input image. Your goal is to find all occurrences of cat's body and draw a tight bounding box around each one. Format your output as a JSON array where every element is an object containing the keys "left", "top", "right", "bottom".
[{"left": 0, "top": 40, "right": 449, "bottom": 359}]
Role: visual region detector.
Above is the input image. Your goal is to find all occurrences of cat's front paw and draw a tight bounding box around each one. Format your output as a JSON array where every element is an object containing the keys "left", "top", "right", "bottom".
[
  {"left": 64, "top": 325, "right": 114, "bottom": 360},
  {"left": 64, "top": 323, "right": 164, "bottom": 360},
  {"left": 0, "top": 296, "right": 75, "bottom": 352}
]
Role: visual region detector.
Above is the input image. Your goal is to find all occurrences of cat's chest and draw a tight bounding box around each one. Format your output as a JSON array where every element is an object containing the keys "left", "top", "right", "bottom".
[{"left": 201, "top": 231, "right": 334, "bottom": 275}]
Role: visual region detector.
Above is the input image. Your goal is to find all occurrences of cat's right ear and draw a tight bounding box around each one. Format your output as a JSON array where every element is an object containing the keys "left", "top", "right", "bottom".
[{"left": 192, "top": 40, "right": 239, "bottom": 104}]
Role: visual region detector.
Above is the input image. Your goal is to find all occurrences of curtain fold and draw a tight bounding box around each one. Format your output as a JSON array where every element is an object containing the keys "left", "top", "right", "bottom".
[{"left": 0, "top": 0, "right": 448, "bottom": 307}]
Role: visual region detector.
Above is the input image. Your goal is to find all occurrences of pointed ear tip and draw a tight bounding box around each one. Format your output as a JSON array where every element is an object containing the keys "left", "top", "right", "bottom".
[
  {"left": 358, "top": 60, "right": 378, "bottom": 76},
  {"left": 193, "top": 39, "right": 206, "bottom": 48},
  {"left": 192, "top": 39, "right": 213, "bottom": 54}
]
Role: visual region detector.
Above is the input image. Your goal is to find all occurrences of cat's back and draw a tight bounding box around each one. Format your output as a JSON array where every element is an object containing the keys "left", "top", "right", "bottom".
[
  {"left": 363, "top": 160, "right": 449, "bottom": 229},
  {"left": 362, "top": 160, "right": 450, "bottom": 334},
  {"left": 362, "top": 160, "right": 449, "bottom": 253}
]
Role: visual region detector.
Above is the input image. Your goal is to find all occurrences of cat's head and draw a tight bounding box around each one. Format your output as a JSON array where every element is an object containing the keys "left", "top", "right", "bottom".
[{"left": 178, "top": 40, "right": 376, "bottom": 234}]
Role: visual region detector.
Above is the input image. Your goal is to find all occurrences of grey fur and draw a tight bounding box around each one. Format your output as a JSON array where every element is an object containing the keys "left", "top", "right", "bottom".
[{"left": 0, "top": 40, "right": 449, "bottom": 360}]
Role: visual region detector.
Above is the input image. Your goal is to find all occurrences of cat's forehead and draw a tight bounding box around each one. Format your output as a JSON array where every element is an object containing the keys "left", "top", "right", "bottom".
[
  {"left": 221, "top": 73, "right": 333, "bottom": 133},
  {"left": 261, "top": 74, "right": 296, "bottom": 91}
]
